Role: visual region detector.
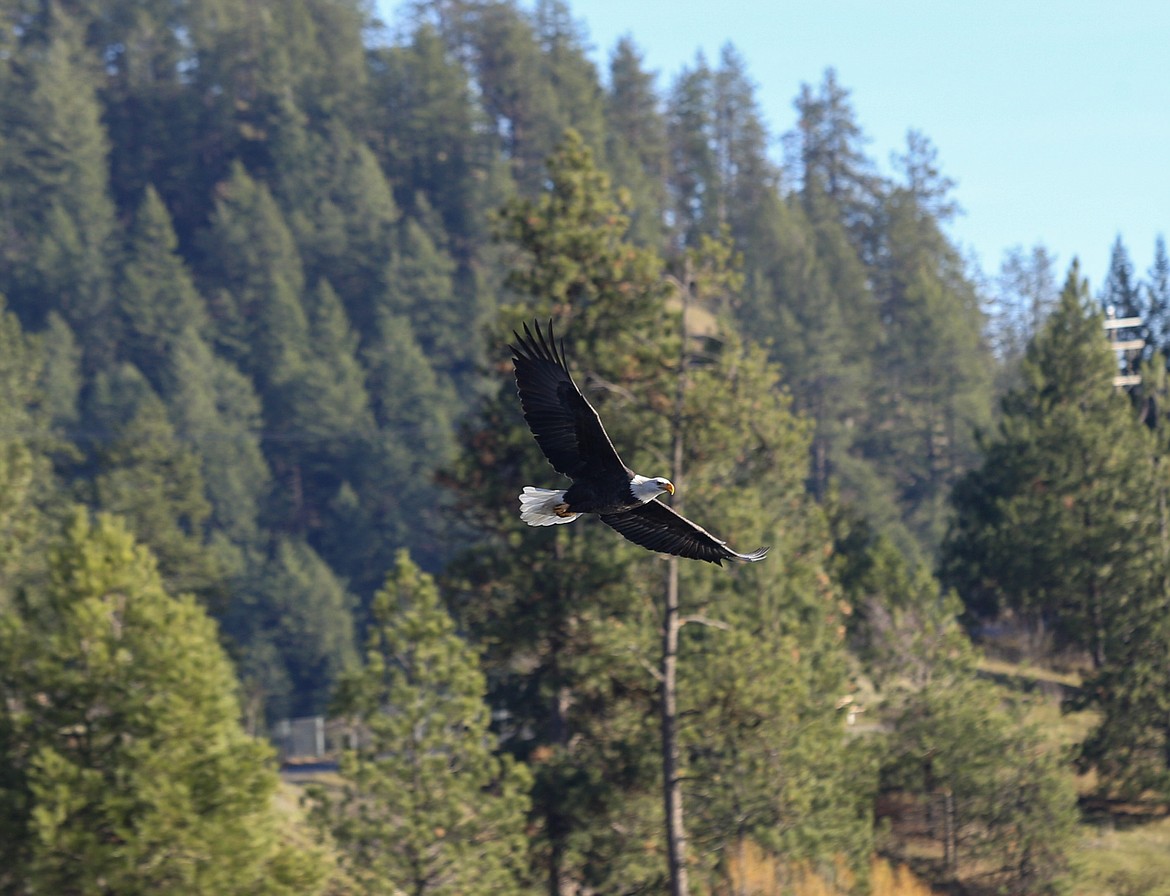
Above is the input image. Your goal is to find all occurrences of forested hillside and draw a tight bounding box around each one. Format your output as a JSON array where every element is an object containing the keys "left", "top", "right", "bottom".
[{"left": 2, "top": 1, "right": 1169, "bottom": 894}]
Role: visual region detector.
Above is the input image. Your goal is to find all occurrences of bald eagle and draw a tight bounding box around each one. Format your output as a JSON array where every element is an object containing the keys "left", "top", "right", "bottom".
[{"left": 510, "top": 321, "right": 769, "bottom": 566}]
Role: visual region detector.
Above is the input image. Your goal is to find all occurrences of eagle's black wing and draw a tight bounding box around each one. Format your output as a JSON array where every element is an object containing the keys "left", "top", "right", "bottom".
[
  {"left": 510, "top": 321, "right": 628, "bottom": 481},
  {"left": 599, "top": 500, "right": 769, "bottom": 566}
]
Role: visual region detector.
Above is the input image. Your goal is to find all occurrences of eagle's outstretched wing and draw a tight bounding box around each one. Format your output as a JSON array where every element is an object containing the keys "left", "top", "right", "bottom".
[
  {"left": 600, "top": 500, "right": 769, "bottom": 566},
  {"left": 510, "top": 321, "right": 628, "bottom": 480}
]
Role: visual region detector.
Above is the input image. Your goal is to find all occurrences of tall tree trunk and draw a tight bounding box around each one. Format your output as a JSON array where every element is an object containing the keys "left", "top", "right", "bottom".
[
  {"left": 942, "top": 788, "right": 957, "bottom": 878},
  {"left": 549, "top": 539, "right": 573, "bottom": 896},
  {"left": 663, "top": 267, "right": 691, "bottom": 896},
  {"left": 662, "top": 556, "right": 687, "bottom": 896}
]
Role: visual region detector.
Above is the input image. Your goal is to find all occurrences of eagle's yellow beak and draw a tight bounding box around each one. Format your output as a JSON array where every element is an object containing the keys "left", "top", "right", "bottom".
[{"left": 663, "top": 481, "right": 675, "bottom": 495}]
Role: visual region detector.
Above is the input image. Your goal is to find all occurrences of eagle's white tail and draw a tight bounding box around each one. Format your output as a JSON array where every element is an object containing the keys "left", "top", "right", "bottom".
[{"left": 519, "top": 487, "right": 580, "bottom": 526}]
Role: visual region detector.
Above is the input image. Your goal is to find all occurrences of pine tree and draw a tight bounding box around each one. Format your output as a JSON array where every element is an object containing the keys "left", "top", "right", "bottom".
[
  {"left": 89, "top": 0, "right": 200, "bottom": 222},
  {"left": 36, "top": 311, "right": 84, "bottom": 448},
  {"left": 263, "top": 279, "right": 374, "bottom": 537},
  {"left": 198, "top": 163, "right": 338, "bottom": 539},
  {"left": 271, "top": 122, "right": 400, "bottom": 340},
  {"left": 78, "top": 364, "right": 222, "bottom": 600},
  {"left": 864, "top": 139, "right": 992, "bottom": 550},
  {"left": 439, "top": 0, "right": 567, "bottom": 191},
  {"left": 670, "top": 334, "right": 873, "bottom": 888},
  {"left": 1075, "top": 347, "right": 1170, "bottom": 799},
  {"left": 383, "top": 212, "right": 468, "bottom": 383},
  {"left": 117, "top": 186, "right": 209, "bottom": 391},
  {"left": 0, "top": 510, "right": 331, "bottom": 894},
  {"left": 774, "top": 73, "right": 888, "bottom": 516},
  {"left": 847, "top": 515, "right": 1077, "bottom": 893},
  {"left": 711, "top": 45, "right": 778, "bottom": 232},
  {"left": 278, "top": 0, "right": 369, "bottom": 124},
  {"left": 0, "top": 300, "right": 58, "bottom": 608},
  {"left": 534, "top": 0, "right": 606, "bottom": 151},
  {"left": 666, "top": 55, "right": 721, "bottom": 248},
  {"left": 667, "top": 44, "right": 780, "bottom": 256},
  {"left": 311, "top": 550, "right": 532, "bottom": 895},
  {"left": 989, "top": 244, "right": 1060, "bottom": 373},
  {"left": 451, "top": 132, "right": 869, "bottom": 892},
  {"left": 830, "top": 509, "right": 976, "bottom": 693},
  {"left": 165, "top": 330, "right": 271, "bottom": 546},
  {"left": 0, "top": 9, "right": 117, "bottom": 361},
  {"left": 882, "top": 680, "right": 1077, "bottom": 894},
  {"left": 494, "top": 128, "right": 669, "bottom": 336},
  {"left": 344, "top": 311, "right": 458, "bottom": 583},
  {"left": 198, "top": 162, "right": 309, "bottom": 387},
  {"left": 366, "top": 20, "right": 508, "bottom": 254},
  {"left": 1078, "top": 587, "right": 1170, "bottom": 799},
  {"left": 181, "top": 0, "right": 346, "bottom": 181},
  {"left": 892, "top": 130, "right": 960, "bottom": 221},
  {"left": 943, "top": 263, "right": 1161, "bottom": 665},
  {"left": 446, "top": 131, "right": 672, "bottom": 893},
  {"left": 226, "top": 537, "right": 357, "bottom": 722},
  {"left": 604, "top": 37, "right": 668, "bottom": 246},
  {"left": 1145, "top": 235, "right": 1170, "bottom": 360},
  {"left": 781, "top": 187, "right": 886, "bottom": 532},
  {"left": 118, "top": 185, "right": 271, "bottom": 553},
  {"left": 786, "top": 68, "right": 882, "bottom": 259},
  {"left": 1100, "top": 235, "right": 1142, "bottom": 319}
]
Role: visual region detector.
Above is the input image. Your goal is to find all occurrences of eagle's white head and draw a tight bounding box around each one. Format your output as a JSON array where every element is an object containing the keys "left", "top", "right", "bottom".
[{"left": 631, "top": 474, "right": 675, "bottom": 503}]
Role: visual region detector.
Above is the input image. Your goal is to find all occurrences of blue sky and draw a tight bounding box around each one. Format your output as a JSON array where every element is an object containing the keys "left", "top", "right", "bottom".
[{"left": 377, "top": 1, "right": 1170, "bottom": 290}]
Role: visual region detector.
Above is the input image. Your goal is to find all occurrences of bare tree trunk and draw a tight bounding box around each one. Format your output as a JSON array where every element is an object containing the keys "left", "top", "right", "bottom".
[
  {"left": 942, "top": 788, "right": 957, "bottom": 879},
  {"left": 549, "top": 539, "right": 573, "bottom": 896},
  {"left": 662, "top": 267, "right": 692, "bottom": 896},
  {"left": 662, "top": 556, "right": 688, "bottom": 896}
]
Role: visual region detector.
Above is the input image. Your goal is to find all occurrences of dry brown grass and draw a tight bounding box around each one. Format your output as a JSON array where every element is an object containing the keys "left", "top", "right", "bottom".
[{"left": 722, "top": 841, "right": 938, "bottom": 896}]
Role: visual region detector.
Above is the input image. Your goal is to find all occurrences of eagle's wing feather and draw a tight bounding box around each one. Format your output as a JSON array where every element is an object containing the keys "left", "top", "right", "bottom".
[
  {"left": 600, "top": 500, "right": 769, "bottom": 566},
  {"left": 510, "top": 321, "right": 627, "bottom": 480}
]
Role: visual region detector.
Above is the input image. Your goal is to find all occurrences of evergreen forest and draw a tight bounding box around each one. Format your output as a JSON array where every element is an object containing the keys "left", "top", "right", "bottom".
[{"left": 2, "top": 1, "right": 1170, "bottom": 893}]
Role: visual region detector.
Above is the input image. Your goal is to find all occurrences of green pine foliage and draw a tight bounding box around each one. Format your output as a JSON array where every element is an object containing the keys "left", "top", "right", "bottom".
[
  {"left": 675, "top": 338, "right": 875, "bottom": 884},
  {"left": 445, "top": 132, "right": 674, "bottom": 892},
  {"left": 865, "top": 138, "right": 992, "bottom": 550},
  {"left": 831, "top": 509, "right": 977, "bottom": 693},
  {"left": 1074, "top": 356, "right": 1170, "bottom": 800},
  {"left": 881, "top": 681, "right": 1078, "bottom": 896},
  {"left": 77, "top": 364, "right": 223, "bottom": 600},
  {"left": 0, "top": 9, "right": 117, "bottom": 355},
  {"left": 0, "top": 511, "right": 331, "bottom": 894},
  {"left": 117, "top": 186, "right": 210, "bottom": 390},
  {"left": 352, "top": 311, "right": 459, "bottom": 578},
  {"left": 312, "top": 550, "right": 533, "bottom": 895},
  {"left": 384, "top": 212, "right": 470, "bottom": 383},
  {"left": 225, "top": 537, "right": 357, "bottom": 723},
  {"left": 790, "top": 68, "right": 883, "bottom": 254},
  {"left": 198, "top": 163, "right": 310, "bottom": 383},
  {"left": 164, "top": 330, "right": 271, "bottom": 546},
  {"left": 272, "top": 123, "right": 400, "bottom": 339},
  {"left": 366, "top": 21, "right": 511, "bottom": 252},
  {"left": 1146, "top": 236, "right": 1170, "bottom": 358},
  {"left": 943, "top": 265, "right": 1162, "bottom": 664},
  {"left": 603, "top": 38, "right": 669, "bottom": 246},
  {"left": 449, "top": 134, "right": 874, "bottom": 891},
  {"left": 1101, "top": 235, "right": 1142, "bottom": 320},
  {"left": 0, "top": 301, "right": 60, "bottom": 608}
]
